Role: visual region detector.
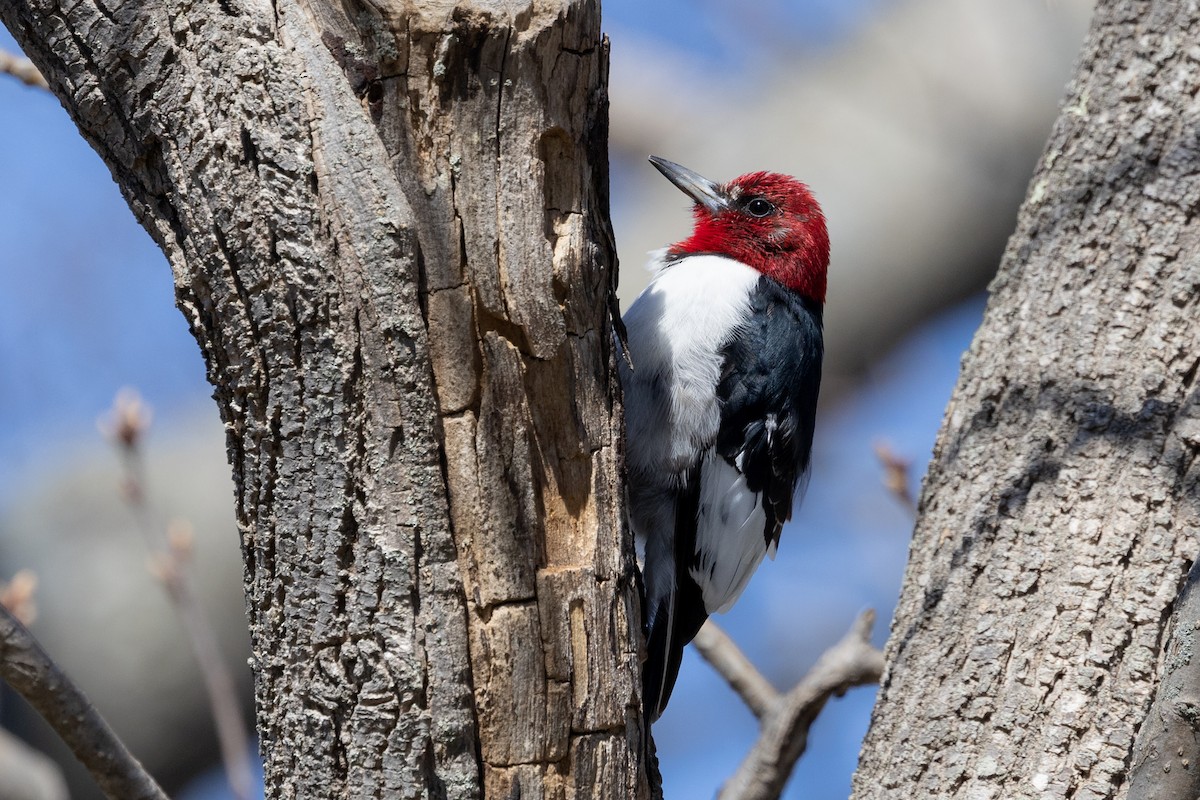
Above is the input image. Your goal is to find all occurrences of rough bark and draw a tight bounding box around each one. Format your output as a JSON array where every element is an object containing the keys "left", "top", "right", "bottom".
[
  {"left": 1126, "top": 558, "right": 1200, "bottom": 798},
  {"left": 852, "top": 2, "right": 1200, "bottom": 799},
  {"left": 0, "top": 1, "right": 646, "bottom": 798}
]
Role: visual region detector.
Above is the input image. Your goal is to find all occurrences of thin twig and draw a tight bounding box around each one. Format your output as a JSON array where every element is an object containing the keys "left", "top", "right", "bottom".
[
  {"left": 716, "top": 610, "right": 885, "bottom": 800},
  {"left": 102, "top": 389, "right": 254, "bottom": 800},
  {"left": 0, "top": 602, "right": 169, "bottom": 800},
  {"left": 0, "top": 49, "right": 48, "bottom": 90},
  {"left": 149, "top": 524, "right": 254, "bottom": 800},
  {"left": 692, "top": 621, "right": 781, "bottom": 719},
  {"left": 874, "top": 441, "right": 917, "bottom": 514}
]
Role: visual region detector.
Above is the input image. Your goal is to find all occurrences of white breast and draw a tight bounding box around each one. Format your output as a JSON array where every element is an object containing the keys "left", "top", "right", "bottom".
[{"left": 621, "top": 252, "right": 761, "bottom": 474}]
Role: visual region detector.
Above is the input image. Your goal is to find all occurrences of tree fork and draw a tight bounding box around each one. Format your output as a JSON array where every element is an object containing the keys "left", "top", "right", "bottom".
[{"left": 1, "top": 0, "right": 649, "bottom": 797}]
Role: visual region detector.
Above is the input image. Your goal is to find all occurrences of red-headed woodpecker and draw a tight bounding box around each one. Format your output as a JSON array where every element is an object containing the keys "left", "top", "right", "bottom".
[{"left": 622, "top": 157, "right": 830, "bottom": 722}]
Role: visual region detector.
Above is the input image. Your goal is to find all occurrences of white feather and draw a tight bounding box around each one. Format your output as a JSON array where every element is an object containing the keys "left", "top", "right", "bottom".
[
  {"left": 621, "top": 253, "right": 760, "bottom": 476},
  {"left": 691, "top": 454, "right": 769, "bottom": 614}
]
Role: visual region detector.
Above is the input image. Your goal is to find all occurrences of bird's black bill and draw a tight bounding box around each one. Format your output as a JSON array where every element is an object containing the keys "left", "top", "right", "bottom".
[{"left": 649, "top": 156, "right": 728, "bottom": 213}]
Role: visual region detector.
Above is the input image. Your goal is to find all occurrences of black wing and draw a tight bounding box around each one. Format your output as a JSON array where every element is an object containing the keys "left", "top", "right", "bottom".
[{"left": 713, "top": 276, "right": 823, "bottom": 550}]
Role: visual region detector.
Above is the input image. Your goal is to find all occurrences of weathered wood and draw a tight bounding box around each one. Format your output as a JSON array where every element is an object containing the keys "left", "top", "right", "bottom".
[
  {"left": 852, "top": 2, "right": 1200, "bottom": 798},
  {"left": 0, "top": 0, "right": 647, "bottom": 797}
]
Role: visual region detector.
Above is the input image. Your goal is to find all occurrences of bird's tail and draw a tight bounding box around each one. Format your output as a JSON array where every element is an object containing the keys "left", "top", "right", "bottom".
[
  {"left": 643, "top": 460, "right": 708, "bottom": 722},
  {"left": 643, "top": 581, "right": 708, "bottom": 723}
]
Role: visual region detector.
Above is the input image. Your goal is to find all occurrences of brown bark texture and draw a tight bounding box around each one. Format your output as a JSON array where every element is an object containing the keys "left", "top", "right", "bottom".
[
  {"left": 852, "top": 2, "right": 1200, "bottom": 799},
  {"left": 0, "top": 0, "right": 648, "bottom": 798},
  {"left": 1125, "top": 557, "right": 1200, "bottom": 799}
]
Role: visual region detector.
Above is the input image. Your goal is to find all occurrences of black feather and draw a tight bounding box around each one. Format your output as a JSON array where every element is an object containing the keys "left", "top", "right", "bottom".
[
  {"left": 714, "top": 276, "right": 822, "bottom": 547},
  {"left": 643, "top": 464, "right": 709, "bottom": 722}
]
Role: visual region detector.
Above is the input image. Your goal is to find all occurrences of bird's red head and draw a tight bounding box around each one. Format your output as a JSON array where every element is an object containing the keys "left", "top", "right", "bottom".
[{"left": 650, "top": 157, "right": 830, "bottom": 304}]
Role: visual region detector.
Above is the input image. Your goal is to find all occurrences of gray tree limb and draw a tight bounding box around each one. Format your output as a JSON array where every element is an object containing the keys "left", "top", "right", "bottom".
[
  {"left": 695, "top": 613, "right": 883, "bottom": 800},
  {"left": 693, "top": 621, "right": 781, "bottom": 721},
  {"left": 0, "top": 604, "right": 167, "bottom": 800},
  {"left": 852, "top": 1, "right": 1200, "bottom": 797}
]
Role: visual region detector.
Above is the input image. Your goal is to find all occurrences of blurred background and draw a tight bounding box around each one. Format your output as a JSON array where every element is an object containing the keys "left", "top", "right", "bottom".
[{"left": 0, "top": 1, "right": 1093, "bottom": 798}]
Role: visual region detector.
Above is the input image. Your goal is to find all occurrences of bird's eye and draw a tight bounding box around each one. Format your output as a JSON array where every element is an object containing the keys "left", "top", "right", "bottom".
[{"left": 745, "top": 198, "right": 775, "bottom": 217}]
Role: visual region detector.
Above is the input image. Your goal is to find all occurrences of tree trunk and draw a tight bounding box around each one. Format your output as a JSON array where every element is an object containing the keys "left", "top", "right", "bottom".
[
  {"left": 853, "top": 2, "right": 1200, "bottom": 798},
  {"left": 0, "top": 1, "right": 649, "bottom": 797}
]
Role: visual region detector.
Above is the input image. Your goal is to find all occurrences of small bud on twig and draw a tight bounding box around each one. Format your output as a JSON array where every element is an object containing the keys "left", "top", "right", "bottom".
[
  {"left": 0, "top": 50, "right": 49, "bottom": 90},
  {"left": 98, "top": 388, "right": 153, "bottom": 451},
  {"left": 874, "top": 440, "right": 916, "bottom": 513},
  {"left": 167, "top": 518, "right": 195, "bottom": 563},
  {"left": 0, "top": 570, "right": 38, "bottom": 627}
]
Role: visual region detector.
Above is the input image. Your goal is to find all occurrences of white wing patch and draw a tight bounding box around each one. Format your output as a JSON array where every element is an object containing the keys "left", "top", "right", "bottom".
[{"left": 690, "top": 454, "right": 770, "bottom": 614}]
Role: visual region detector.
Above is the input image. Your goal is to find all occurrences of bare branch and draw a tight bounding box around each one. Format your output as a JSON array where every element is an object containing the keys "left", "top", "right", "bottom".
[
  {"left": 0, "top": 49, "right": 48, "bottom": 89},
  {"left": 148, "top": 521, "right": 255, "bottom": 800},
  {"left": 874, "top": 441, "right": 916, "bottom": 513},
  {"left": 693, "top": 621, "right": 781, "bottom": 719},
  {"left": 102, "top": 389, "right": 254, "bottom": 800},
  {"left": 717, "top": 610, "right": 885, "bottom": 800},
  {"left": 0, "top": 602, "right": 169, "bottom": 800}
]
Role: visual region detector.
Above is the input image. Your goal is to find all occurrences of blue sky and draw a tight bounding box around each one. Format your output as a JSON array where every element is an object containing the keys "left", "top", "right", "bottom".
[{"left": 0, "top": 25, "right": 212, "bottom": 500}]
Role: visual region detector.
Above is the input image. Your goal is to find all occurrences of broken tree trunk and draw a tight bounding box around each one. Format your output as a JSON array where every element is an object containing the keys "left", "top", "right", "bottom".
[{"left": 0, "top": 1, "right": 649, "bottom": 797}]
